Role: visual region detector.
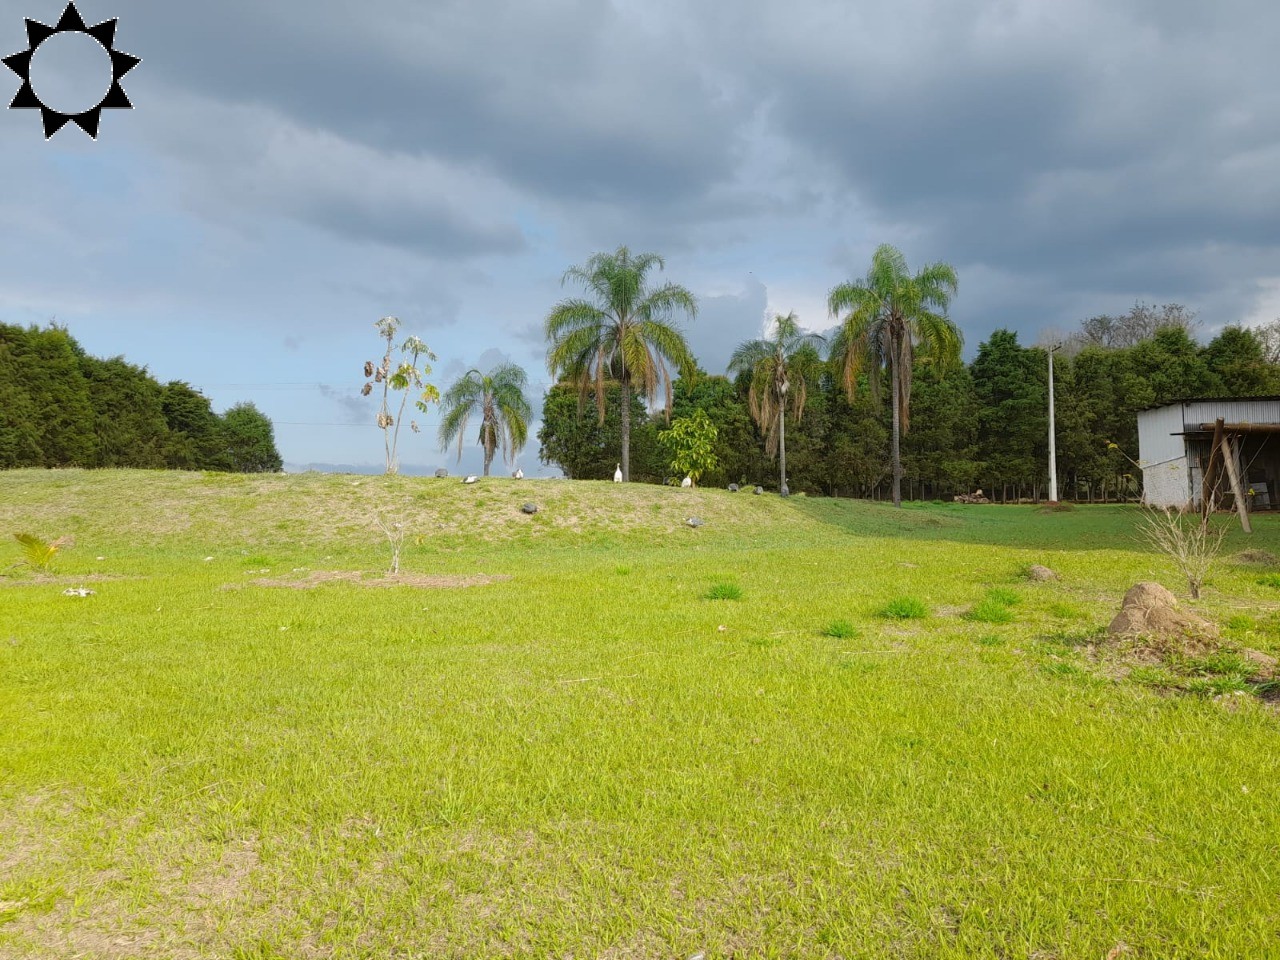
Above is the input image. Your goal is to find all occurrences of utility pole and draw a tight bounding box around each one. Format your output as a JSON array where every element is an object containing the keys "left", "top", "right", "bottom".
[{"left": 1047, "top": 343, "right": 1059, "bottom": 504}]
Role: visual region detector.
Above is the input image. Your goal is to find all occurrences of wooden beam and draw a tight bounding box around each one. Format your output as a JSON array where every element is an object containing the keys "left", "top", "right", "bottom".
[
  {"left": 1201, "top": 418, "right": 1225, "bottom": 516},
  {"left": 1197, "top": 422, "right": 1280, "bottom": 434},
  {"left": 1221, "top": 434, "right": 1253, "bottom": 534}
]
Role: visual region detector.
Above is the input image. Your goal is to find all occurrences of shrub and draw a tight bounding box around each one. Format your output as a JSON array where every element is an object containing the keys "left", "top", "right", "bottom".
[{"left": 881, "top": 597, "right": 928, "bottom": 620}]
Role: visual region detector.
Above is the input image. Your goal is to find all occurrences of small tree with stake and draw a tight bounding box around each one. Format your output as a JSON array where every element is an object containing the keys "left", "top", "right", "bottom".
[
  {"left": 660, "top": 409, "right": 719, "bottom": 486},
  {"left": 362, "top": 317, "right": 440, "bottom": 474}
]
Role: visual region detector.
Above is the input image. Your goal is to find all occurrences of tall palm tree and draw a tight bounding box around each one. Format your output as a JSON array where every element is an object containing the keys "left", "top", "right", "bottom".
[
  {"left": 828, "top": 244, "right": 961, "bottom": 508},
  {"left": 728, "top": 312, "right": 826, "bottom": 496},
  {"left": 438, "top": 363, "right": 532, "bottom": 477},
  {"left": 545, "top": 246, "right": 697, "bottom": 481}
]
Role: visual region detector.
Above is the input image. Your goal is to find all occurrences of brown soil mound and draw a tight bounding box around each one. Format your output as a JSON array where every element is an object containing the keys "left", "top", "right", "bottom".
[
  {"left": 1026, "top": 564, "right": 1058, "bottom": 582},
  {"left": 1107, "top": 582, "right": 1218, "bottom": 653},
  {"left": 251, "top": 570, "right": 511, "bottom": 590}
]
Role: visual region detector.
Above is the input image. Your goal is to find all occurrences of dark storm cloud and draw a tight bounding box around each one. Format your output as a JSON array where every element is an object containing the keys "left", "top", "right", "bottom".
[
  {"left": 125, "top": 0, "right": 742, "bottom": 209},
  {"left": 681, "top": 0, "right": 1280, "bottom": 333}
]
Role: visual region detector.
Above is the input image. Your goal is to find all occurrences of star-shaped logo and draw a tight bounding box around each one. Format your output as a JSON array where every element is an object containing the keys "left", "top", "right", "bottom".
[{"left": 4, "top": 2, "right": 139, "bottom": 139}]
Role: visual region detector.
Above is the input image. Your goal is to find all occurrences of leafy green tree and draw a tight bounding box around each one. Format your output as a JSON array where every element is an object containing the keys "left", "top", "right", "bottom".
[
  {"left": 81, "top": 354, "right": 169, "bottom": 468},
  {"left": 901, "top": 363, "right": 982, "bottom": 498},
  {"left": 161, "top": 381, "right": 228, "bottom": 470},
  {"left": 971, "top": 330, "right": 1046, "bottom": 499},
  {"left": 0, "top": 331, "right": 41, "bottom": 468},
  {"left": 537, "top": 382, "right": 656, "bottom": 480},
  {"left": 728, "top": 312, "right": 826, "bottom": 496},
  {"left": 671, "top": 371, "right": 758, "bottom": 487},
  {"left": 1202, "top": 326, "right": 1279, "bottom": 396},
  {"left": 659, "top": 408, "right": 719, "bottom": 485},
  {"left": 828, "top": 244, "right": 961, "bottom": 507},
  {"left": 2, "top": 324, "right": 96, "bottom": 467},
  {"left": 438, "top": 364, "right": 532, "bottom": 476},
  {"left": 220, "top": 402, "right": 283, "bottom": 473},
  {"left": 362, "top": 317, "right": 440, "bottom": 474},
  {"left": 824, "top": 374, "right": 890, "bottom": 498},
  {"left": 545, "top": 246, "right": 697, "bottom": 481}
]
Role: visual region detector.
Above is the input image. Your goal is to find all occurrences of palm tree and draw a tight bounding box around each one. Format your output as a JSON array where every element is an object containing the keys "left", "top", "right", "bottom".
[
  {"left": 728, "top": 312, "right": 826, "bottom": 496},
  {"left": 545, "top": 246, "right": 697, "bottom": 481},
  {"left": 438, "top": 363, "right": 532, "bottom": 477},
  {"left": 828, "top": 244, "right": 961, "bottom": 507}
]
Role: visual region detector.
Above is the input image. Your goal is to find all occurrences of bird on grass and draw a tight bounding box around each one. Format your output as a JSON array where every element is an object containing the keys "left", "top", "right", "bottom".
[
  {"left": 513, "top": 467, "right": 524, "bottom": 479},
  {"left": 613, "top": 463, "right": 623, "bottom": 483},
  {"left": 681, "top": 476, "right": 692, "bottom": 488},
  {"left": 463, "top": 475, "right": 478, "bottom": 484}
]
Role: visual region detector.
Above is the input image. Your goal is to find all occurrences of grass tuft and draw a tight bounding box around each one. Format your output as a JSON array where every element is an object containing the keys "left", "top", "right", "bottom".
[
  {"left": 880, "top": 596, "right": 928, "bottom": 620},
  {"left": 704, "top": 581, "right": 743, "bottom": 601},
  {"left": 822, "top": 619, "right": 857, "bottom": 639}
]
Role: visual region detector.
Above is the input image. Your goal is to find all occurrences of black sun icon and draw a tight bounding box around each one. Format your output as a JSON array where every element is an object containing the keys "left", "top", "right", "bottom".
[{"left": 4, "top": 2, "right": 139, "bottom": 139}]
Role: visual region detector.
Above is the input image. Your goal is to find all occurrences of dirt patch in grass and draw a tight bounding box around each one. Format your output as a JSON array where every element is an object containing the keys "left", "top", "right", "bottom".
[
  {"left": 1, "top": 837, "right": 265, "bottom": 960},
  {"left": 249, "top": 570, "right": 512, "bottom": 590}
]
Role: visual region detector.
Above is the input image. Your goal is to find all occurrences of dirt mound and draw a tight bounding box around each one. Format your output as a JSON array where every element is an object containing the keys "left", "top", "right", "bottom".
[
  {"left": 1108, "top": 582, "right": 1218, "bottom": 652},
  {"left": 1026, "top": 564, "right": 1058, "bottom": 582}
]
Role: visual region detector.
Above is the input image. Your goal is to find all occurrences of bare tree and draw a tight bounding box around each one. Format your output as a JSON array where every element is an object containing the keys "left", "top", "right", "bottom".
[
  {"left": 1071, "top": 302, "right": 1200, "bottom": 351},
  {"left": 1137, "top": 503, "right": 1228, "bottom": 600}
]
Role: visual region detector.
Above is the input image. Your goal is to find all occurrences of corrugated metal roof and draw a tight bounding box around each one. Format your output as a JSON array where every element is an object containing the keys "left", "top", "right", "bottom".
[{"left": 1137, "top": 396, "right": 1280, "bottom": 413}]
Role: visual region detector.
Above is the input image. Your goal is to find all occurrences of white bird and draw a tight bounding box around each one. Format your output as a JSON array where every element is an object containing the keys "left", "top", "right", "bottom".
[
  {"left": 513, "top": 468, "right": 524, "bottom": 479},
  {"left": 463, "top": 475, "right": 478, "bottom": 484},
  {"left": 681, "top": 476, "right": 692, "bottom": 488},
  {"left": 613, "top": 463, "right": 623, "bottom": 483}
]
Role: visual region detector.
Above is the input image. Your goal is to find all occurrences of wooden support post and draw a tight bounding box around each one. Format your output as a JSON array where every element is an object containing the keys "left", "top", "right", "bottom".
[
  {"left": 1221, "top": 434, "right": 1253, "bottom": 534},
  {"left": 1202, "top": 418, "right": 1225, "bottom": 516}
]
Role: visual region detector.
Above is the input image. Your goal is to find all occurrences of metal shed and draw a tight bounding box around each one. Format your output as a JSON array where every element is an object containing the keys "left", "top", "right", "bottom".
[{"left": 1137, "top": 398, "right": 1280, "bottom": 509}]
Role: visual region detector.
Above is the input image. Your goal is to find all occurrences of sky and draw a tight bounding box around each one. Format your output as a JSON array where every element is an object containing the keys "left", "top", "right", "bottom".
[{"left": 4, "top": 0, "right": 1280, "bottom": 475}]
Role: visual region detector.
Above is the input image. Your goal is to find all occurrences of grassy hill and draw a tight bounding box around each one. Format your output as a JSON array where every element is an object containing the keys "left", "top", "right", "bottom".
[{"left": 1, "top": 470, "right": 1279, "bottom": 958}]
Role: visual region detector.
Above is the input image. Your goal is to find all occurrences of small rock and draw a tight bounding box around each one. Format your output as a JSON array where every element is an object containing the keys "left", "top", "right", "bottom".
[
  {"left": 521, "top": 503, "right": 538, "bottom": 515},
  {"left": 753, "top": 486, "right": 764, "bottom": 495},
  {"left": 435, "top": 468, "right": 448, "bottom": 478},
  {"left": 1027, "top": 564, "right": 1058, "bottom": 582},
  {"left": 728, "top": 483, "right": 739, "bottom": 492},
  {"left": 463, "top": 476, "right": 478, "bottom": 484},
  {"left": 686, "top": 517, "right": 704, "bottom": 528}
]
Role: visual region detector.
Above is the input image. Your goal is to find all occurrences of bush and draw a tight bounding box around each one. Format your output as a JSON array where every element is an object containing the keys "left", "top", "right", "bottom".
[{"left": 881, "top": 597, "right": 928, "bottom": 620}]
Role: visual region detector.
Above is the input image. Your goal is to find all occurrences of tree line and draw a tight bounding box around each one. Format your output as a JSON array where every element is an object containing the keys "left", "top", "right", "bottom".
[
  {"left": 1, "top": 323, "right": 283, "bottom": 472},
  {"left": 535, "top": 248, "right": 1280, "bottom": 502}
]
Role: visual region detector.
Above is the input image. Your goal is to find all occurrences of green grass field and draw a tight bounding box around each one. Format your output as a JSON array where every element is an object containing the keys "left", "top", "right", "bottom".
[{"left": 1, "top": 470, "right": 1278, "bottom": 959}]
